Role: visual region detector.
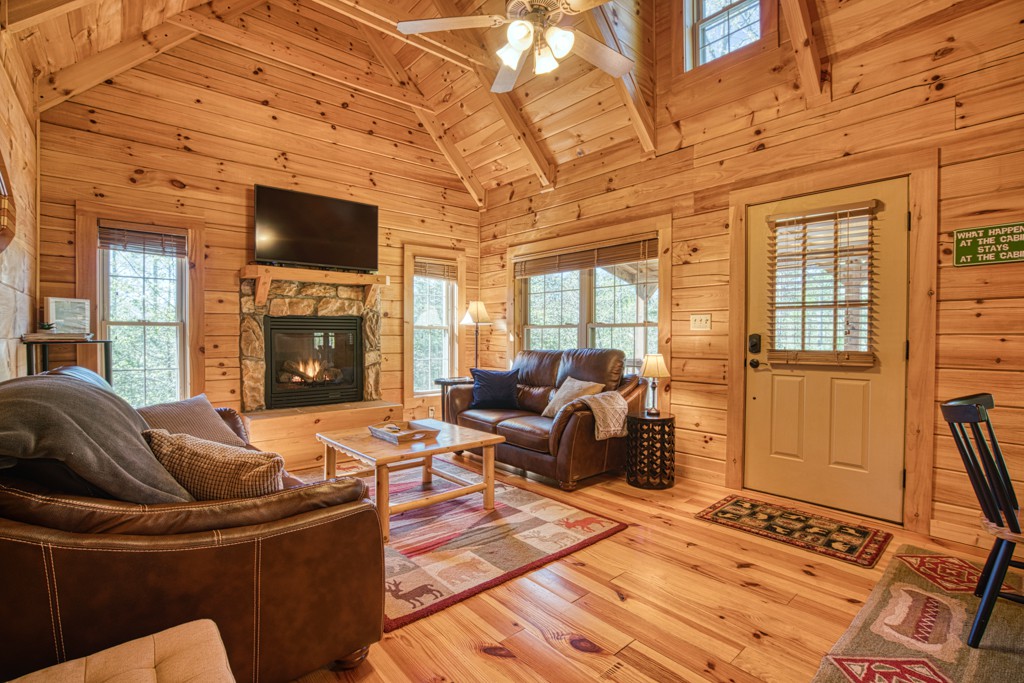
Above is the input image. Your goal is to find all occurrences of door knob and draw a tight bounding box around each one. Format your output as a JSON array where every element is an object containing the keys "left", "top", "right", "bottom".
[{"left": 749, "top": 359, "right": 760, "bottom": 369}]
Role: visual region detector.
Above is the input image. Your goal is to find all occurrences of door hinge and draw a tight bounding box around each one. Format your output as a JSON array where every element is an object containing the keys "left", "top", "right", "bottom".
[
  {"left": 905, "top": 340, "right": 910, "bottom": 360},
  {"left": 902, "top": 469, "right": 907, "bottom": 488}
]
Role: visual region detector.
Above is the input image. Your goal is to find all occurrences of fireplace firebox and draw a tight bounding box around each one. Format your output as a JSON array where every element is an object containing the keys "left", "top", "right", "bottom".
[{"left": 264, "top": 316, "right": 363, "bottom": 409}]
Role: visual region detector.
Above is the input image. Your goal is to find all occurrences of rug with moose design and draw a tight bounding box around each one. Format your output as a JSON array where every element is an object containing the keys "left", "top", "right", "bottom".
[{"left": 369, "top": 459, "right": 626, "bottom": 631}]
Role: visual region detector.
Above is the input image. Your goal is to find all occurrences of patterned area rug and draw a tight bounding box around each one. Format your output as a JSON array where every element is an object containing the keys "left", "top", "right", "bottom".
[
  {"left": 365, "top": 460, "right": 626, "bottom": 631},
  {"left": 812, "top": 545, "right": 1023, "bottom": 682},
  {"left": 696, "top": 495, "right": 892, "bottom": 568}
]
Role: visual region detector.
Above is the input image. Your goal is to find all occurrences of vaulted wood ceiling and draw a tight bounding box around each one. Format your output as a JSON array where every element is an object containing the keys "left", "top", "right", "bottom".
[{"left": 2, "top": 0, "right": 658, "bottom": 204}]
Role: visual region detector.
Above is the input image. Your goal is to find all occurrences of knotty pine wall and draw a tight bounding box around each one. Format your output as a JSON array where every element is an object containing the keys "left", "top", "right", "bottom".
[
  {"left": 480, "top": 0, "right": 1024, "bottom": 547},
  {"left": 0, "top": 33, "right": 36, "bottom": 380},
  {"left": 36, "top": 35, "right": 479, "bottom": 417}
]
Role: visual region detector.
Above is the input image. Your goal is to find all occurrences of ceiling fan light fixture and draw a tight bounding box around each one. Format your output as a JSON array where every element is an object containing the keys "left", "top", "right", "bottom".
[
  {"left": 506, "top": 20, "right": 534, "bottom": 51},
  {"left": 534, "top": 42, "right": 558, "bottom": 75},
  {"left": 496, "top": 42, "right": 525, "bottom": 69},
  {"left": 544, "top": 25, "right": 574, "bottom": 59}
]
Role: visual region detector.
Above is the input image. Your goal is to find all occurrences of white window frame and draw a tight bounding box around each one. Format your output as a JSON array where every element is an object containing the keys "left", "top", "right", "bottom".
[
  {"left": 402, "top": 245, "right": 466, "bottom": 402},
  {"left": 693, "top": 0, "right": 761, "bottom": 67},
  {"left": 411, "top": 272, "right": 458, "bottom": 395},
  {"left": 97, "top": 245, "right": 190, "bottom": 404}
]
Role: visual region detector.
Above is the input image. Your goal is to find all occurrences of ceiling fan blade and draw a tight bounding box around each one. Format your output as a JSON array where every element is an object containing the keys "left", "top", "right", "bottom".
[
  {"left": 556, "top": 0, "right": 611, "bottom": 14},
  {"left": 491, "top": 50, "right": 527, "bottom": 93},
  {"left": 571, "top": 29, "right": 634, "bottom": 78},
  {"left": 397, "top": 15, "right": 507, "bottom": 35}
]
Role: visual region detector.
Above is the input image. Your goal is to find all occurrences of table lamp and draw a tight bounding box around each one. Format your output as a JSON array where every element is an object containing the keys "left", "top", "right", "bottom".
[
  {"left": 640, "top": 353, "right": 670, "bottom": 416},
  {"left": 461, "top": 301, "right": 491, "bottom": 369}
]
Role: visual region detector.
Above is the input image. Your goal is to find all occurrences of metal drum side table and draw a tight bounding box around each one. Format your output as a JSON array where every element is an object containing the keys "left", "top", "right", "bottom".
[{"left": 626, "top": 412, "right": 675, "bottom": 489}]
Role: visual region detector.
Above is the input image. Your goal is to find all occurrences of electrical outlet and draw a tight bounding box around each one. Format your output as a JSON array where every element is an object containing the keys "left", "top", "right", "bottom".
[
  {"left": 690, "top": 313, "right": 712, "bottom": 331},
  {"left": 428, "top": 406, "right": 436, "bottom": 418}
]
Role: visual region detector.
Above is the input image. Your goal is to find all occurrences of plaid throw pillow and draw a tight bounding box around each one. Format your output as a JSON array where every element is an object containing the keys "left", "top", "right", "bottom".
[{"left": 143, "top": 429, "right": 284, "bottom": 501}]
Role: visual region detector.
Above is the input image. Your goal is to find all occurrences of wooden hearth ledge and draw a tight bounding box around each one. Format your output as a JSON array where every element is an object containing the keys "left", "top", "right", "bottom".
[{"left": 239, "top": 265, "right": 389, "bottom": 306}]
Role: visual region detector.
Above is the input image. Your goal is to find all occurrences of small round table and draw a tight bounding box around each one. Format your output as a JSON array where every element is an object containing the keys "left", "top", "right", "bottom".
[
  {"left": 626, "top": 412, "right": 675, "bottom": 489},
  {"left": 433, "top": 376, "right": 473, "bottom": 422}
]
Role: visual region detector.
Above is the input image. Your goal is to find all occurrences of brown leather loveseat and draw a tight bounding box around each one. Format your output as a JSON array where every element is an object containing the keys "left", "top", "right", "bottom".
[
  {"left": 0, "top": 367, "right": 384, "bottom": 683},
  {"left": 446, "top": 349, "right": 647, "bottom": 490}
]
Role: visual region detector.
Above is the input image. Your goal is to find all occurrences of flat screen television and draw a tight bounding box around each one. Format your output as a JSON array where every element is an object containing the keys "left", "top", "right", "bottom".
[{"left": 254, "top": 185, "right": 378, "bottom": 272}]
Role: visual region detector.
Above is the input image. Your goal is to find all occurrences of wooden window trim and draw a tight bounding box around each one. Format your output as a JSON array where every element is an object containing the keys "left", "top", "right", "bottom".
[
  {"left": 505, "top": 215, "right": 672, "bottom": 387},
  {"left": 75, "top": 200, "right": 206, "bottom": 396},
  {"left": 0, "top": 150, "right": 15, "bottom": 254},
  {"left": 726, "top": 149, "right": 939, "bottom": 534},
  {"left": 669, "top": 0, "right": 778, "bottom": 80},
  {"left": 402, "top": 244, "right": 467, "bottom": 403}
]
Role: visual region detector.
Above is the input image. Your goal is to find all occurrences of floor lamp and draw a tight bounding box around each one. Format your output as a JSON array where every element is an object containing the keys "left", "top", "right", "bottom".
[{"left": 461, "top": 301, "right": 491, "bottom": 370}]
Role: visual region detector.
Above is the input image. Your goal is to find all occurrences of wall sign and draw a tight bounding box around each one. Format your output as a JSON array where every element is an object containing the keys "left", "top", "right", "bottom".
[{"left": 953, "top": 221, "right": 1024, "bottom": 267}]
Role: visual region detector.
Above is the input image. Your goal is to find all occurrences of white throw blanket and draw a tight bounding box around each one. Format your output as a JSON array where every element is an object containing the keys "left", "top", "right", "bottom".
[{"left": 576, "top": 391, "right": 628, "bottom": 440}]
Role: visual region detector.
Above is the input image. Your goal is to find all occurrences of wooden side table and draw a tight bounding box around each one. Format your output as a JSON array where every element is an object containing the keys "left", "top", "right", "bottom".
[
  {"left": 626, "top": 413, "right": 675, "bottom": 489},
  {"left": 433, "top": 376, "right": 473, "bottom": 422}
]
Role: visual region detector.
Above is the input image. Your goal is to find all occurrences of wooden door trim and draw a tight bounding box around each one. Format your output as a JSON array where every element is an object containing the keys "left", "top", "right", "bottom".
[
  {"left": 726, "top": 150, "right": 939, "bottom": 533},
  {"left": 74, "top": 200, "right": 206, "bottom": 396}
]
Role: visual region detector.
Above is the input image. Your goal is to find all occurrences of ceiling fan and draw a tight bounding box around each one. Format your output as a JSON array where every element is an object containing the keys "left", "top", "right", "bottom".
[{"left": 397, "top": 0, "right": 634, "bottom": 93}]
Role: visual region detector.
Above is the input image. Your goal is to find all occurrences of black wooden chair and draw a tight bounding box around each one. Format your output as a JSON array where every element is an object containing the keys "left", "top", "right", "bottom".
[{"left": 940, "top": 393, "right": 1023, "bottom": 647}]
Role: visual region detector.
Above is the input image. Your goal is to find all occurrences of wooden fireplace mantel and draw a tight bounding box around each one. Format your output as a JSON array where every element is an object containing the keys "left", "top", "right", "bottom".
[{"left": 238, "top": 265, "right": 389, "bottom": 306}]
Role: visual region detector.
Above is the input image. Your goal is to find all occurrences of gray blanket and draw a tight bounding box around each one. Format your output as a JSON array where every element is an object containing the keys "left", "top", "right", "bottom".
[
  {"left": 0, "top": 375, "right": 193, "bottom": 504},
  {"left": 576, "top": 391, "right": 629, "bottom": 440}
]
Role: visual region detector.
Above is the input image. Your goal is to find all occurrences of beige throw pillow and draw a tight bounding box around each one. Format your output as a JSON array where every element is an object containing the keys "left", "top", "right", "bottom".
[
  {"left": 138, "top": 394, "right": 248, "bottom": 447},
  {"left": 541, "top": 376, "right": 604, "bottom": 418},
  {"left": 144, "top": 429, "right": 284, "bottom": 501}
]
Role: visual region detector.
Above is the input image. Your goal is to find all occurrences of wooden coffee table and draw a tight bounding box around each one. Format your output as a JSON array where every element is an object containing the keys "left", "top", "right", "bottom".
[{"left": 316, "top": 419, "right": 504, "bottom": 542}]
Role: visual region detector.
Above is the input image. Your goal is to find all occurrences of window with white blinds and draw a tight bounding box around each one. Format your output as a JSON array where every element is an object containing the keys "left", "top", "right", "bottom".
[{"left": 767, "top": 201, "right": 878, "bottom": 366}]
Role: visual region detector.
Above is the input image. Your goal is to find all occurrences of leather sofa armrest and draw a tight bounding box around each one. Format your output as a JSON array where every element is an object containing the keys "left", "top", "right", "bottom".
[
  {"left": 617, "top": 375, "right": 648, "bottom": 414},
  {"left": 446, "top": 384, "right": 474, "bottom": 423},
  {"left": 548, "top": 399, "right": 593, "bottom": 455},
  {"left": 215, "top": 406, "right": 251, "bottom": 443},
  {"left": 0, "top": 476, "right": 368, "bottom": 535}
]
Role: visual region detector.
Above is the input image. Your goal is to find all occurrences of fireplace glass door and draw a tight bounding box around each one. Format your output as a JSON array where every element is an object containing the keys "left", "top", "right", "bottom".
[{"left": 264, "top": 316, "right": 362, "bottom": 408}]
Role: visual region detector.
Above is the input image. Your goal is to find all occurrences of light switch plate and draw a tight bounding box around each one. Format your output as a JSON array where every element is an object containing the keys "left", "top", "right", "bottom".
[{"left": 690, "top": 313, "right": 712, "bottom": 331}]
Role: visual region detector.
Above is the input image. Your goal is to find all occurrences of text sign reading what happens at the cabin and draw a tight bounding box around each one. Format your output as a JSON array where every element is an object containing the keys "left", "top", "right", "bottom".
[{"left": 953, "top": 222, "right": 1024, "bottom": 267}]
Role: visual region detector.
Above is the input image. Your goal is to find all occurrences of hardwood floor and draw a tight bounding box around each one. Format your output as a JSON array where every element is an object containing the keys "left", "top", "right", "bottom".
[{"left": 298, "top": 458, "right": 990, "bottom": 683}]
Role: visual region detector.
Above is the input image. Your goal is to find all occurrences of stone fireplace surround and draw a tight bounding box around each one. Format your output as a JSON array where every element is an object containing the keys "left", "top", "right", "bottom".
[{"left": 239, "top": 279, "right": 382, "bottom": 412}]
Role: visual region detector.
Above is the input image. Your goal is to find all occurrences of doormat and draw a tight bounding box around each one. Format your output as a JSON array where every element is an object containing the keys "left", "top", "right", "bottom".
[
  {"left": 369, "top": 460, "right": 626, "bottom": 631},
  {"left": 696, "top": 494, "right": 892, "bottom": 568},
  {"left": 811, "top": 545, "right": 1023, "bottom": 682}
]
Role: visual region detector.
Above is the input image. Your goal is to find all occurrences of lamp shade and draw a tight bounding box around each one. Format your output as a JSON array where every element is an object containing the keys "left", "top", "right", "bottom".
[
  {"left": 544, "top": 26, "right": 575, "bottom": 59},
  {"left": 460, "top": 300, "right": 492, "bottom": 325},
  {"left": 640, "top": 353, "right": 670, "bottom": 378},
  {"left": 534, "top": 42, "right": 558, "bottom": 75},
  {"left": 496, "top": 42, "right": 524, "bottom": 69},
  {"left": 506, "top": 20, "right": 534, "bottom": 51}
]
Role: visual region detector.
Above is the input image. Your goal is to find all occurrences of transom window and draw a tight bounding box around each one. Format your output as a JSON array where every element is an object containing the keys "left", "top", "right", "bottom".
[
  {"left": 411, "top": 258, "right": 457, "bottom": 393},
  {"left": 695, "top": 0, "right": 760, "bottom": 66},
  {"left": 97, "top": 224, "right": 189, "bottom": 406},
  {"left": 516, "top": 240, "right": 658, "bottom": 374},
  {"left": 767, "top": 201, "right": 877, "bottom": 366}
]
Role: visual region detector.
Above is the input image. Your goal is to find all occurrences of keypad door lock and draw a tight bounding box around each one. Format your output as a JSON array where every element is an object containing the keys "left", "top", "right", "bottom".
[{"left": 748, "top": 333, "right": 762, "bottom": 354}]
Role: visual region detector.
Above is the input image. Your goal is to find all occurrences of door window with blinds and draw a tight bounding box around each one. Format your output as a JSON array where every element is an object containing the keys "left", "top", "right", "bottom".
[
  {"left": 515, "top": 239, "right": 658, "bottom": 373},
  {"left": 97, "top": 222, "right": 189, "bottom": 407},
  {"left": 412, "top": 258, "right": 458, "bottom": 393},
  {"left": 767, "top": 201, "right": 877, "bottom": 366}
]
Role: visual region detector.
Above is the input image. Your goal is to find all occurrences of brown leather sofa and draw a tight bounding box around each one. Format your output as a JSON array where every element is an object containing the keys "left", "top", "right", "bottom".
[
  {"left": 0, "top": 367, "right": 384, "bottom": 683},
  {"left": 446, "top": 349, "right": 647, "bottom": 490}
]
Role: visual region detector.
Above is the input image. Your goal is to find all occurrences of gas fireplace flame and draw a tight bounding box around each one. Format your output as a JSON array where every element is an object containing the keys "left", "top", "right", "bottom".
[{"left": 291, "top": 358, "right": 323, "bottom": 382}]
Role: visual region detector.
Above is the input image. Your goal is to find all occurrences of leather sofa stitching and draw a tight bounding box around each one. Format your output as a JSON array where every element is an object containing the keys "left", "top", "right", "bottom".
[
  {"left": 48, "top": 544, "right": 67, "bottom": 662},
  {"left": 41, "top": 544, "right": 62, "bottom": 663},
  {"left": 253, "top": 539, "right": 259, "bottom": 683}
]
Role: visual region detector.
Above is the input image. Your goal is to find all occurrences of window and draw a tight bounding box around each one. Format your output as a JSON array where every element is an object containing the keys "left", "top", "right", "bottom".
[
  {"left": 767, "top": 201, "right": 877, "bottom": 366},
  {"left": 694, "top": 0, "right": 760, "bottom": 66},
  {"left": 97, "top": 224, "right": 189, "bottom": 407},
  {"left": 516, "top": 240, "right": 659, "bottom": 374},
  {"left": 411, "top": 258, "right": 458, "bottom": 393}
]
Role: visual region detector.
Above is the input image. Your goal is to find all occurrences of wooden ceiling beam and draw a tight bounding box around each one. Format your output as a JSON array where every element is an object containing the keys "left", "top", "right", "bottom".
[
  {"left": 37, "top": 0, "right": 262, "bottom": 113},
  {"left": 166, "top": 8, "right": 431, "bottom": 112},
  {"left": 2, "top": 0, "right": 93, "bottom": 33},
  {"left": 361, "top": 27, "right": 485, "bottom": 206},
  {"left": 431, "top": 0, "right": 554, "bottom": 189},
  {"left": 583, "top": 8, "right": 655, "bottom": 154},
  {"left": 779, "top": 0, "right": 831, "bottom": 104},
  {"left": 306, "top": 0, "right": 488, "bottom": 71}
]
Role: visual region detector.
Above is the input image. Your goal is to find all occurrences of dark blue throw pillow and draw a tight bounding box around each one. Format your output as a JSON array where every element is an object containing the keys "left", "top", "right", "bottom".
[{"left": 469, "top": 369, "right": 519, "bottom": 410}]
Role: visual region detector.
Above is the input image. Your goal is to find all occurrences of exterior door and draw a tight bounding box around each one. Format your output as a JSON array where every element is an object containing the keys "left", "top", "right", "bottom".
[{"left": 744, "top": 178, "right": 908, "bottom": 522}]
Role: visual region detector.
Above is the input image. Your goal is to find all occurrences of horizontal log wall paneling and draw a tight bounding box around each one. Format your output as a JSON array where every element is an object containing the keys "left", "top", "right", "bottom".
[
  {"left": 481, "top": 0, "right": 1024, "bottom": 546},
  {"left": 37, "top": 27, "right": 479, "bottom": 418}
]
